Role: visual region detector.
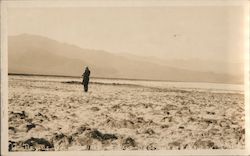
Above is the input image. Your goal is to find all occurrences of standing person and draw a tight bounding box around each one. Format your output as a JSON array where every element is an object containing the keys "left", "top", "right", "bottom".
[{"left": 82, "top": 66, "right": 91, "bottom": 92}]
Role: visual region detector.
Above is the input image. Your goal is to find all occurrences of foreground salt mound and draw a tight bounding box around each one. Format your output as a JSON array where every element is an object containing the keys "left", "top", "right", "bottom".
[{"left": 9, "top": 123, "right": 131, "bottom": 151}]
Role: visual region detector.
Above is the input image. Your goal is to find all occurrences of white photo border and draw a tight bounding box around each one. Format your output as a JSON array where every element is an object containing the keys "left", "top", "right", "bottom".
[{"left": 1, "top": 0, "right": 249, "bottom": 155}]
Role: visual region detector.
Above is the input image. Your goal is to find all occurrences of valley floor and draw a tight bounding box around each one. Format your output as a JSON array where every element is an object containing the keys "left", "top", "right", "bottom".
[{"left": 8, "top": 76, "right": 245, "bottom": 151}]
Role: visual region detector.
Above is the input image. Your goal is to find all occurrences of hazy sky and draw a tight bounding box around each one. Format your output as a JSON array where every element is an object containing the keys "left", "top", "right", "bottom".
[{"left": 8, "top": 6, "right": 244, "bottom": 63}]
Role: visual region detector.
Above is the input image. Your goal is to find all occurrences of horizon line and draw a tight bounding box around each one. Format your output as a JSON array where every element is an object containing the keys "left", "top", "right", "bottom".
[{"left": 8, "top": 72, "right": 243, "bottom": 85}]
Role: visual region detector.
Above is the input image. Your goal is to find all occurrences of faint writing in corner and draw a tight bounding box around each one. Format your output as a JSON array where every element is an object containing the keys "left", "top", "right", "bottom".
[{"left": 9, "top": 142, "right": 51, "bottom": 151}]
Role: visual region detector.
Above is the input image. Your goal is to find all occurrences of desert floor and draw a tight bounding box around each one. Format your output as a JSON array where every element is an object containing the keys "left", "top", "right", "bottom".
[{"left": 8, "top": 75, "right": 245, "bottom": 151}]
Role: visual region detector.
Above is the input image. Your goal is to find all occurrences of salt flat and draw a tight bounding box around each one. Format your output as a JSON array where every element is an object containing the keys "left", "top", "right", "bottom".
[{"left": 8, "top": 75, "right": 245, "bottom": 151}]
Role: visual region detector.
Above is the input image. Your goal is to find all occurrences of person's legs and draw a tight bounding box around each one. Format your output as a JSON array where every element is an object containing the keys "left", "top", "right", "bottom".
[
  {"left": 86, "top": 84, "right": 88, "bottom": 92},
  {"left": 83, "top": 78, "right": 89, "bottom": 92},
  {"left": 84, "top": 84, "right": 87, "bottom": 92}
]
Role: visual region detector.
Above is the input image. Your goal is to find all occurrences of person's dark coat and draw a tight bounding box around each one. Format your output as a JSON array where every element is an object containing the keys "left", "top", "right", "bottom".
[{"left": 82, "top": 67, "right": 91, "bottom": 92}]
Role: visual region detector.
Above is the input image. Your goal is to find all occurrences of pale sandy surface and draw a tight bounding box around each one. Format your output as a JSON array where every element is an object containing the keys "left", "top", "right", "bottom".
[{"left": 8, "top": 76, "right": 245, "bottom": 151}]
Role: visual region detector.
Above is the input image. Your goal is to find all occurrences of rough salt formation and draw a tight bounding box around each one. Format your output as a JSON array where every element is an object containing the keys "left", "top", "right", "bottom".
[{"left": 8, "top": 76, "right": 245, "bottom": 151}]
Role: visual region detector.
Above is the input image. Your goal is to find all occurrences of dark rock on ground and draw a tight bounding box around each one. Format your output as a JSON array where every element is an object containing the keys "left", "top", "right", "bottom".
[
  {"left": 146, "top": 143, "right": 157, "bottom": 150},
  {"left": 144, "top": 128, "right": 155, "bottom": 135},
  {"left": 193, "top": 139, "right": 216, "bottom": 149},
  {"left": 90, "top": 129, "right": 118, "bottom": 142},
  {"left": 9, "top": 141, "right": 16, "bottom": 151},
  {"left": 26, "top": 123, "right": 36, "bottom": 132},
  {"left": 122, "top": 137, "right": 136, "bottom": 149},
  {"left": 24, "top": 137, "right": 54, "bottom": 149},
  {"left": 90, "top": 107, "right": 100, "bottom": 111},
  {"left": 9, "top": 127, "right": 16, "bottom": 133},
  {"left": 9, "top": 111, "right": 27, "bottom": 120}
]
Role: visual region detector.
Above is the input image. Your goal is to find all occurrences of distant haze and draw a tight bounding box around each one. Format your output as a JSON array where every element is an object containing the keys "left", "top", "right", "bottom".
[
  {"left": 7, "top": 6, "right": 245, "bottom": 83},
  {"left": 8, "top": 34, "right": 243, "bottom": 84}
]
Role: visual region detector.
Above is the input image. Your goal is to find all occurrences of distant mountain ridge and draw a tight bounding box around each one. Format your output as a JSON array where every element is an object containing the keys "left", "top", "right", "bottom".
[{"left": 8, "top": 34, "right": 243, "bottom": 84}]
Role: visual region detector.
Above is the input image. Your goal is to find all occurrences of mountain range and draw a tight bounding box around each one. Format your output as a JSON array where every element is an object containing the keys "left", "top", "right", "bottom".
[{"left": 8, "top": 34, "right": 243, "bottom": 84}]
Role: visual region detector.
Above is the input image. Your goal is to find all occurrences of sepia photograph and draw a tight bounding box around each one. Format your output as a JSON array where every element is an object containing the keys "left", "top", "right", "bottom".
[{"left": 1, "top": 0, "right": 249, "bottom": 155}]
